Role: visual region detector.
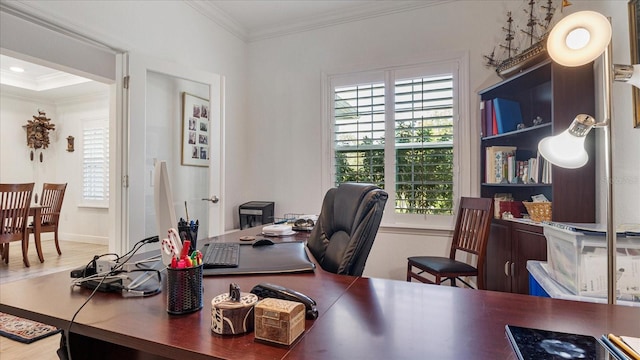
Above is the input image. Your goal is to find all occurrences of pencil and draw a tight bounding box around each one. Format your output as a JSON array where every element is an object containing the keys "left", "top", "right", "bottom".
[{"left": 609, "top": 334, "right": 640, "bottom": 360}]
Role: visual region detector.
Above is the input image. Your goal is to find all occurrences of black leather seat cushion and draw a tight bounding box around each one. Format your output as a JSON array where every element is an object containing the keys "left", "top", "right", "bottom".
[{"left": 408, "top": 256, "right": 477, "bottom": 274}]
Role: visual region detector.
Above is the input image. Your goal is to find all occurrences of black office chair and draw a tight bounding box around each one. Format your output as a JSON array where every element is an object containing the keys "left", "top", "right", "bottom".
[{"left": 306, "top": 183, "right": 388, "bottom": 276}]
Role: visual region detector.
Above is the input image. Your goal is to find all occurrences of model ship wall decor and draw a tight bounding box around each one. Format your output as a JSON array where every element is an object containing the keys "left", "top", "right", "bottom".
[{"left": 484, "top": 0, "right": 571, "bottom": 79}]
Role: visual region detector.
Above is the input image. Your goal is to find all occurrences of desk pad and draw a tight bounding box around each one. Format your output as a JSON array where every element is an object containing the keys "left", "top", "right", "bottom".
[{"left": 202, "top": 242, "right": 315, "bottom": 276}]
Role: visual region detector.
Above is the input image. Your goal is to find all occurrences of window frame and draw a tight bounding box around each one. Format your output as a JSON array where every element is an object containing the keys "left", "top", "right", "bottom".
[{"left": 322, "top": 53, "right": 471, "bottom": 230}]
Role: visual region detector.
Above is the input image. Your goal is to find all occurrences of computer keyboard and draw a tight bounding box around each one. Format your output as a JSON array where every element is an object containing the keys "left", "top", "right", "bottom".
[{"left": 202, "top": 242, "right": 240, "bottom": 268}]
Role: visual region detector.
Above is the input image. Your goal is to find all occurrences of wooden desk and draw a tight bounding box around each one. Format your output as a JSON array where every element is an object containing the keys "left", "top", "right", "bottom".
[
  {"left": 288, "top": 277, "right": 640, "bottom": 359},
  {"left": 1, "top": 228, "right": 639, "bottom": 359}
]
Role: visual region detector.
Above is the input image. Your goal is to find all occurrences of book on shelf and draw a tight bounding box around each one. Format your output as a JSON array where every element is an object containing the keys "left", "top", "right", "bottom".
[
  {"left": 485, "top": 146, "right": 516, "bottom": 183},
  {"left": 483, "top": 99, "right": 495, "bottom": 137},
  {"left": 480, "top": 100, "right": 486, "bottom": 137},
  {"left": 493, "top": 98, "right": 523, "bottom": 134},
  {"left": 492, "top": 101, "right": 498, "bottom": 136}
]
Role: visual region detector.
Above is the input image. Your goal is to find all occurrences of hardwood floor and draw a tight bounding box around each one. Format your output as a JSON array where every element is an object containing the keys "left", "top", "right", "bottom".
[{"left": 0, "top": 239, "right": 107, "bottom": 360}]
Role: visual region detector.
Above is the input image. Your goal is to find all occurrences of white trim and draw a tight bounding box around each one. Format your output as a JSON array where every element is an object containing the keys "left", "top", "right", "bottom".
[{"left": 190, "top": 0, "right": 455, "bottom": 43}]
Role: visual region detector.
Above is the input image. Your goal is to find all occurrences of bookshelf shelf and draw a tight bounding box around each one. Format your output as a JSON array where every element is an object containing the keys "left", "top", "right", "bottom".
[
  {"left": 481, "top": 122, "right": 551, "bottom": 141},
  {"left": 481, "top": 183, "right": 551, "bottom": 188}
]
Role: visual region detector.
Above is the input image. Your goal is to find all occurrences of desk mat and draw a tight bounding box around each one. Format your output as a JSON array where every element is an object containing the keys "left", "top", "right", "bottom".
[{"left": 202, "top": 241, "right": 315, "bottom": 276}]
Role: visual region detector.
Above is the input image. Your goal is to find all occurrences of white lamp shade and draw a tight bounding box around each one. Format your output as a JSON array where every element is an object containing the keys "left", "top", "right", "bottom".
[
  {"left": 547, "top": 10, "right": 612, "bottom": 67},
  {"left": 538, "top": 130, "right": 589, "bottom": 169}
]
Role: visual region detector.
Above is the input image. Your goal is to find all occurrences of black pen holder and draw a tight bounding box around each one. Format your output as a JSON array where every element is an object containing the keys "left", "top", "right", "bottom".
[
  {"left": 178, "top": 224, "right": 198, "bottom": 254},
  {"left": 166, "top": 264, "right": 203, "bottom": 315}
]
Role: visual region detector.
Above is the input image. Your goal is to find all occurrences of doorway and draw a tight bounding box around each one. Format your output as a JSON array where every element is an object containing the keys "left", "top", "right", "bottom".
[{"left": 0, "top": 53, "right": 112, "bottom": 251}]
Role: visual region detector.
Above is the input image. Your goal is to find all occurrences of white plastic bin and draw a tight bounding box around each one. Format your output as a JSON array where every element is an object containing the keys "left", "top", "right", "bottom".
[
  {"left": 527, "top": 260, "right": 639, "bottom": 306},
  {"left": 543, "top": 225, "right": 640, "bottom": 299}
]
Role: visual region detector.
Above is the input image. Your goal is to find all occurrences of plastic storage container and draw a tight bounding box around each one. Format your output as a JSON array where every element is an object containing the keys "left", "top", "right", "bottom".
[
  {"left": 543, "top": 225, "right": 640, "bottom": 299},
  {"left": 527, "top": 260, "right": 639, "bottom": 306}
]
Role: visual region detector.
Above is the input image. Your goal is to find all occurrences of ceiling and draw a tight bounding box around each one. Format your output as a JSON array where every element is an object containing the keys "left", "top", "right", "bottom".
[
  {"left": 0, "top": 1, "right": 445, "bottom": 100},
  {"left": 0, "top": 54, "right": 109, "bottom": 102}
]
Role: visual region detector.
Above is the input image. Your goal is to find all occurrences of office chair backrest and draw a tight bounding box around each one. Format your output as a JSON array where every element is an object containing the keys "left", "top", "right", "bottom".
[{"left": 307, "top": 183, "right": 388, "bottom": 276}]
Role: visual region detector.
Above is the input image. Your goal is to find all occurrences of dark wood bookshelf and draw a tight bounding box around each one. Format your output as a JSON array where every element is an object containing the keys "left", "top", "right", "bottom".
[{"left": 479, "top": 59, "right": 596, "bottom": 294}]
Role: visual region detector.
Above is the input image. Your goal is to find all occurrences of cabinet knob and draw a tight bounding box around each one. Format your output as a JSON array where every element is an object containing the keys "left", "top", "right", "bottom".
[{"left": 504, "top": 261, "right": 510, "bottom": 276}]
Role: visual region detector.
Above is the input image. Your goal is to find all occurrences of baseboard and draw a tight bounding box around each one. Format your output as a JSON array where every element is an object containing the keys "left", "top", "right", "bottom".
[{"left": 58, "top": 233, "right": 108, "bottom": 245}]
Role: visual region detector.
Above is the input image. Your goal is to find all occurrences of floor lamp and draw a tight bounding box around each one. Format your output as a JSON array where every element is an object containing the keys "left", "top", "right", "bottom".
[{"left": 538, "top": 11, "right": 640, "bottom": 305}]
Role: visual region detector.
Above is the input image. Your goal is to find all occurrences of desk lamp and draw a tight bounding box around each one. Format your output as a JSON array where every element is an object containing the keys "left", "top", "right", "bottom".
[{"left": 538, "top": 10, "right": 640, "bottom": 304}]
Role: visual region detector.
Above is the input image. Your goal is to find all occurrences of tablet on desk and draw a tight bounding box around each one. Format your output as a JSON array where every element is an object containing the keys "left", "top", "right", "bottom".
[
  {"left": 505, "top": 325, "right": 610, "bottom": 360},
  {"left": 202, "top": 241, "right": 315, "bottom": 276}
]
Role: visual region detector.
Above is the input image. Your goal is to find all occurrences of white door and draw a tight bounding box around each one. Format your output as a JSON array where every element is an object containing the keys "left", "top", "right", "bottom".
[{"left": 127, "top": 52, "right": 224, "bottom": 251}]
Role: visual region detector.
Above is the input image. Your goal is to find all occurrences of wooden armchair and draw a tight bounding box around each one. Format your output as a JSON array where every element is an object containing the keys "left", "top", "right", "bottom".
[
  {"left": 1, "top": 183, "right": 35, "bottom": 267},
  {"left": 28, "top": 183, "right": 67, "bottom": 262}
]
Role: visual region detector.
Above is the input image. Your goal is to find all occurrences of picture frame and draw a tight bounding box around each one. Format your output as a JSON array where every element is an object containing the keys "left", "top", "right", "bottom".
[
  {"left": 629, "top": 0, "right": 640, "bottom": 128},
  {"left": 181, "top": 92, "right": 210, "bottom": 166}
]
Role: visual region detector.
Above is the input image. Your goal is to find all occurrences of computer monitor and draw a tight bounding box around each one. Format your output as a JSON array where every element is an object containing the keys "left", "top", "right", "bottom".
[{"left": 154, "top": 160, "right": 178, "bottom": 266}]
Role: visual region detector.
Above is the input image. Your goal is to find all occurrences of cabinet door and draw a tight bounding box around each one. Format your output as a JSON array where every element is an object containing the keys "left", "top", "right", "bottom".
[
  {"left": 511, "top": 224, "right": 547, "bottom": 294},
  {"left": 485, "top": 221, "right": 511, "bottom": 292}
]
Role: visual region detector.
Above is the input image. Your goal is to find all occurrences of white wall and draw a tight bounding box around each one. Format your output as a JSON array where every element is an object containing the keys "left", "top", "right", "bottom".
[{"left": 0, "top": 91, "right": 110, "bottom": 244}]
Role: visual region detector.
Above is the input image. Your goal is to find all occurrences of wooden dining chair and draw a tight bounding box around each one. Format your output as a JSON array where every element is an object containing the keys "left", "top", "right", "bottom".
[
  {"left": 407, "top": 197, "right": 494, "bottom": 290},
  {"left": 28, "top": 183, "right": 67, "bottom": 262},
  {"left": 1, "top": 183, "right": 35, "bottom": 267}
]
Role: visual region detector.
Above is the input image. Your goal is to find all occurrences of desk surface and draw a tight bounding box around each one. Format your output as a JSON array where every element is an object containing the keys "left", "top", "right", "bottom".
[{"left": 1, "top": 228, "right": 639, "bottom": 360}]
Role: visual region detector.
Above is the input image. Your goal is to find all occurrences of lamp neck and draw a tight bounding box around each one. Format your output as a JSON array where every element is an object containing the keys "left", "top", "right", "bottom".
[{"left": 614, "top": 64, "right": 635, "bottom": 82}]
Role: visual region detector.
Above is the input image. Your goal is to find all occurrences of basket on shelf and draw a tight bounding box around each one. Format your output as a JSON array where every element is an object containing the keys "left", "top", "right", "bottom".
[{"left": 522, "top": 201, "right": 552, "bottom": 222}]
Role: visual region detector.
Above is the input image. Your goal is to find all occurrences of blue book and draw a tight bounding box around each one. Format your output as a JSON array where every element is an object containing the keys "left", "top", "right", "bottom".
[{"left": 493, "top": 98, "right": 523, "bottom": 134}]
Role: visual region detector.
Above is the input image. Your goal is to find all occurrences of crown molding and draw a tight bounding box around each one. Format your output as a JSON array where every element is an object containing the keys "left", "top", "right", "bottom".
[
  {"left": 187, "top": 0, "right": 454, "bottom": 43},
  {"left": 185, "top": 0, "right": 249, "bottom": 42}
]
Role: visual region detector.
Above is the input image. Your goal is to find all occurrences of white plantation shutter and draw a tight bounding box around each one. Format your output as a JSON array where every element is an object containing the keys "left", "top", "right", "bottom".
[
  {"left": 331, "top": 64, "right": 456, "bottom": 216},
  {"left": 82, "top": 120, "right": 109, "bottom": 205}
]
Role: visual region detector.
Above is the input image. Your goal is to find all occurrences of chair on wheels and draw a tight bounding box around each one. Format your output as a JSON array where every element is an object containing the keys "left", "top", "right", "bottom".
[
  {"left": 28, "top": 183, "right": 67, "bottom": 262},
  {"left": 407, "top": 197, "right": 493, "bottom": 289},
  {"left": 306, "top": 182, "right": 388, "bottom": 276},
  {"left": 1, "top": 183, "right": 35, "bottom": 267}
]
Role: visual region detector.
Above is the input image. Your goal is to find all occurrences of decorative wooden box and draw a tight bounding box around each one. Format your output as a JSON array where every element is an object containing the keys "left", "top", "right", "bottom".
[
  {"left": 210, "top": 292, "right": 258, "bottom": 335},
  {"left": 254, "top": 298, "right": 305, "bottom": 345}
]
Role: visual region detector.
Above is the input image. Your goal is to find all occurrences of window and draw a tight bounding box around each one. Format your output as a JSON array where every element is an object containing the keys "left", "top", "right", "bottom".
[
  {"left": 328, "top": 59, "right": 464, "bottom": 225},
  {"left": 82, "top": 120, "right": 109, "bottom": 206}
]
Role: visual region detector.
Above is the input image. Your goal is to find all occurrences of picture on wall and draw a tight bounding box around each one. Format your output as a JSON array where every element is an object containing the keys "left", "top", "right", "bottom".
[{"left": 181, "top": 92, "right": 210, "bottom": 166}]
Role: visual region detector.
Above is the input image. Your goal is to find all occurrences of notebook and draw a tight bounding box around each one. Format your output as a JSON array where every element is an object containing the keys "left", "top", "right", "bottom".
[{"left": 505, "top": 325, "right": 610, "bottom": 360}]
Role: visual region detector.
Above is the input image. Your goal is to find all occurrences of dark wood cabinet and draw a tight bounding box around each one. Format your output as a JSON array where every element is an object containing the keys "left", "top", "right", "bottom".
[
  {"left": 479, "top": 59, "right": 596, "bottom": 294},
  {"left": 485, "top": 220, "right": 547, "bottom": 294}
]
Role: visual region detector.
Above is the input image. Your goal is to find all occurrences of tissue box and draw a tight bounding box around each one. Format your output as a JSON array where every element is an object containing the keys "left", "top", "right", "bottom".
[{"left": 254, "top": 298, "right": 305, "bottom": 346}]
